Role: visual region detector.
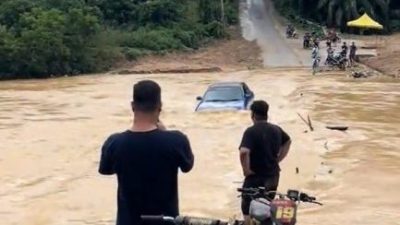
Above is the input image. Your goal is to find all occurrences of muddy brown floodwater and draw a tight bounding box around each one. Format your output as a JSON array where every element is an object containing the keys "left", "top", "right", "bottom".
[{"left": 0, "top": 69, "right": 399, "bottom": 225}]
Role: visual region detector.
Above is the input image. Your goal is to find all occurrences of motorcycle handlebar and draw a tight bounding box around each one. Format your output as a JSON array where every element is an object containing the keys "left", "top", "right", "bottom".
[
  {"left": 141, "top": 215, "right": 174, "bottom": 222},
  {"left": 237, "top": 188, "right": 322, "bottom": 205},
  {"left": 141, "top": 215, "right": 229, "bottom": 225}
]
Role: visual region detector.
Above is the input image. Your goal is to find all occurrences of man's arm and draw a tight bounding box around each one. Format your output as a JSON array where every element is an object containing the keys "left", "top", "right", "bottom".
[
  {"left": 99, "top": 134, "right": 117, "bottom": 175},
  {"left": 178, "top": 134, "right": 194, "bottom": 173},
  {"left": 277, "top": 139, "right": 291, "bottom": 162},
  {"left": 239, "top": 129, "right": 254, "bottom": 177},
  {"left": 277, "top": 128, "right": 291, "bottom": 163},
  {"left": 239, "top": 147, "right": 254, "bottom": 177}
]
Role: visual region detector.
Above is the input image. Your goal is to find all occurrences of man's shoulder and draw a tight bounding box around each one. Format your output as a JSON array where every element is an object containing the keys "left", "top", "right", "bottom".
[
  {"left": 107, "top": 130, "right": 187, "bottom": 140},
  {"left": 104, "top": 132, "right": 123, "bottom": 143},
  {"left": 251, "top": 122, "right": 279, "bottom": 128},
  {"left": 106, "top": 131, "right": 129, "bottom": 140},
  {"left": 267, "top": 122, "right": 282, "bottom": 129},
  {"left": 161, "top": 130, "right": 188, "bottom": 141},
  {"left": 101, "top": 132, "right": 126, "bottom": 149},
  {"left": 252, "top": 122, "right": 284, "bottom": 133},
  {"left": 154, "top": 130, "right": 190, "bottom": 149},
  {"left": 268, "top": 123, "right": 286, "bottom": 133}
]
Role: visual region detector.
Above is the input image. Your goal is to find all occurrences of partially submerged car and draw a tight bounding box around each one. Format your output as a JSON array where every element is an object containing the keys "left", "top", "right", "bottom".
[{"left": 195, "top": 82, "right": 254, "bottom": 111}]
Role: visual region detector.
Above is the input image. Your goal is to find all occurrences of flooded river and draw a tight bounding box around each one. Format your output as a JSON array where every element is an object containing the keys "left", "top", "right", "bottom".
[{"left": 0, "top": 69, "right": 399, "bottom": 225}]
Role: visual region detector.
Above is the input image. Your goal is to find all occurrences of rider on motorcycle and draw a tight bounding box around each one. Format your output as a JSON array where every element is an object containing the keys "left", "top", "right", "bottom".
[
  {"left": 325, "top": 46, "right": 334, "bottom": 65},
  {"left": 286, "top": 24, "right": 296, "bottom": 38},
  {"left": 303, "top": 32, "right": 311, "bottom": 48}
]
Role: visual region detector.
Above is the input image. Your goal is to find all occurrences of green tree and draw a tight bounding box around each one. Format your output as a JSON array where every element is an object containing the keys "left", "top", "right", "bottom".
[
  {"left": 137, "top": 0, "right": 185, "bottom": 26},
  {"left": 316, "top": 0, "right": 389, "bottom": 28},
  {"left": 198, "top": 0, "right": 221, "bottom": 24},
  {"left": 0, "top": 0, "right": 37, "bottom": 32},
  {"left": 0, "top": 0, "right": 239, "bottom": 79},
  {"left": 14, "top": 8, "right": 69, "bottom": 76},
  {"left": 272, "top": 0, "right": 393, "bottom": 31}
]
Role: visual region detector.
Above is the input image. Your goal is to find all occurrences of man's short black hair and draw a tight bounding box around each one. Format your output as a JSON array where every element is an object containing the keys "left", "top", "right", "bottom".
[
  {"left": 250, "top": 100, "right": 269, "bottom": 121},
  {"left": 133, "top": 80, "right": 161, "bottom": 112}
]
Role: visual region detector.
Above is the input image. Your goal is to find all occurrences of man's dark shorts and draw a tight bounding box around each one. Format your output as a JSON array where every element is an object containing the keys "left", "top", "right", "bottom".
[{"left": 241, "top": 174, "right": 280, "bottom": 215}]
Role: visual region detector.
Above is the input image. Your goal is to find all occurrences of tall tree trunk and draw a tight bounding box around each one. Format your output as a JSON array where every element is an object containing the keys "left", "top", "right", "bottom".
[{"left": 298, "top": 0, "right": 304, "bottom": 15}]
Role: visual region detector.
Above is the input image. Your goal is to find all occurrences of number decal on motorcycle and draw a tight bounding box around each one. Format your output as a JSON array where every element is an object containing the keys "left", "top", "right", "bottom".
[{"left": 275, "top": 206, "right": 295, "bottom": 219}]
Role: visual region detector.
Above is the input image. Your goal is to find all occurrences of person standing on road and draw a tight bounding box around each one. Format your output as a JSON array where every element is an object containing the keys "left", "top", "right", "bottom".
[
  {"left": 341, "top": 42, "right": 348, "bottom": 57},
  {"left": 239, "top": 101, "right": 291, "bottom": 225},
  {"left": 349, "top": 42, "right": 357, "bottom": 67},
  {"left": 99, "top": 80, "right": 194, "bottom": 225},
  {"left": 326, "top": 39, "right": 332, "bottom": 48},
  {"left": 311, "top": 45, "right": 320, "bottom": 75}
]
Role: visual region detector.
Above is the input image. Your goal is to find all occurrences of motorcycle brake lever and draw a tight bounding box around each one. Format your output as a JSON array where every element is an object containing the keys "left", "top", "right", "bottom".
[{"left": 311, "top": 201, "right": 323, "bottom": 206}]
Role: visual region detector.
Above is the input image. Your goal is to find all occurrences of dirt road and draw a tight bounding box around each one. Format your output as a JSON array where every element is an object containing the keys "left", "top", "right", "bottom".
[{"left": 240, "top": 0, "right": 311, "bottom": 67}]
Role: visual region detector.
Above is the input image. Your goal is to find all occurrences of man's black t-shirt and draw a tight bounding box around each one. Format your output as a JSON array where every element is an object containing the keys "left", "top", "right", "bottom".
[
  {"left": 99, "top": 129, "right": 194, "bottom": 225},
  {"left": 239, "top": 122, "right": 290, "bottom": 177},
  {"left": 350, "top": 45, "right": 357, "bottom": 56}
]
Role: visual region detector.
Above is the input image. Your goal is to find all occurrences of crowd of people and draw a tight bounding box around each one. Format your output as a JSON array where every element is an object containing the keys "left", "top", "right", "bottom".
[{"left": 303, "top": 28, "right": 358, "bottom": 73}]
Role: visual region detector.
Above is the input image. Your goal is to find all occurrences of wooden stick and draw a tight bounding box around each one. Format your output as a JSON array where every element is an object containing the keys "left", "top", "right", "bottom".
[
  {"left": 297, "top": 113, "right": 314, "bottom": 131},
  {"left": 307, "top": 115, "right": 314, "bottom": 131}
]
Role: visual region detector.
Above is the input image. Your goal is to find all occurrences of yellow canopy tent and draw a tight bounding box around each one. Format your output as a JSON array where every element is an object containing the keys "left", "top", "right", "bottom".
[
  {"left": 347, "top": 13, "right": 383, "bottom": 29},
  {"left": 347, "top": 13, "right": 383, "bottom": 47}
]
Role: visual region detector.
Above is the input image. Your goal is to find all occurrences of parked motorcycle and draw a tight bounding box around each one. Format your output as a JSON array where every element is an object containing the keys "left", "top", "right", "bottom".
[
  {"left": 239, "top": 187, "right": 322, "bottom": 225},
  {"left": 141, "top": 188, "right": 322, "bottom": 225},
  {"left": 286, "top": 31, "right": 298, "bottom": 39},
  {"left": 325, "top": 52, "right": 347, "bottom": 70}
]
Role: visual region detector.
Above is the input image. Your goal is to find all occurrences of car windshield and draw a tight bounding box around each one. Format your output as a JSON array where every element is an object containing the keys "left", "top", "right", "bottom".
[{"left": 203, "top": 86, "right": 243, "bottom": 102}]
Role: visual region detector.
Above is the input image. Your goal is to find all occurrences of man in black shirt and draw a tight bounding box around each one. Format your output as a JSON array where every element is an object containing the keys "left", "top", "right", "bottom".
[
  {"left": 99, "top": 80, "right": 194, "bottom": 225},
  {"left": 239, "top": 101, "right": 291, "bottom": 224},
  {"left": 349, "top": 42, "right": 357, "bottom": 67},
  {"left": 341, "top": 42, "right": 348, "bottom": 58}
]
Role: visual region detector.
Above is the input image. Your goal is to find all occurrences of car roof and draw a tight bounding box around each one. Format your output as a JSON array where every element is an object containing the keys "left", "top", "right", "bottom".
[{"left": 209, "top": 82, "right": 244, "bottom": 88}]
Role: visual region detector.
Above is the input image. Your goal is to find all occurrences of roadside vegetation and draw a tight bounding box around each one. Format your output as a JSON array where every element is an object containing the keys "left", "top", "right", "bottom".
[
  {"left": 272, "top": 0, "right": 400, "bottom": 33},
  {"left": 0, "top": 0, "right": 239, "bottom": 79}
]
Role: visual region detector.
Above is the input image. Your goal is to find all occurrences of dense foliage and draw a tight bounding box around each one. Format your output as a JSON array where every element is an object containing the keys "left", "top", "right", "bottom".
[
  {"left": 0, "top": 0, "right": 238, "bottom": 79},
  {"left": 272, "top": 0, "right": 400, "bottom": 32}
]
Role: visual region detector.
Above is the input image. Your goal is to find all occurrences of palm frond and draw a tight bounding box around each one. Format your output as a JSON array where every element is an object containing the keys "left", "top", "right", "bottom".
[
  {"left": 335, "top": 7, "right": 343, "bottom": 27},
  {"left": 350, "top": 0, "right": 359, "bottom": 19},
  {"left": 327, "top": 0, "right": 336, "bottom": 25},
  {"left": 359, "top": 0, "right": 374, "bottom": 15},
  {"left": 317, "top": 0, "right": 330, "bottom": 10}
]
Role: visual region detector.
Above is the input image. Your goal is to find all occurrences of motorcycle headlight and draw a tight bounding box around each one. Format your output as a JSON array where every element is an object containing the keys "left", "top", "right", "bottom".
[{"left": 249, "top": 199, "right": 271, "bottom": 221}]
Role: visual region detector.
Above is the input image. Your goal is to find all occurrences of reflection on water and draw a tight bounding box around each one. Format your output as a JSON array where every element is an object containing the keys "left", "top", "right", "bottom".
[{"left": 0, "top": 69, "right": 399, "bottom": 225}]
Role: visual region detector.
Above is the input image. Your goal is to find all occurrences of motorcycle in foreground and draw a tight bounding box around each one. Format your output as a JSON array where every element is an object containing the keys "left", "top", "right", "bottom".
[{"left": 141, "top": 188, "right": 322, "bottom": 225}]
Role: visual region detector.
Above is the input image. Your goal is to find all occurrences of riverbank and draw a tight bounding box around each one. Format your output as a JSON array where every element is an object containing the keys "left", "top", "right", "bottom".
[
  {"left": 361, "top": 34, "right": 400, "bottom": 78},
  {"left": 114, "top": 27, "right": 263, "bottom": 74}
]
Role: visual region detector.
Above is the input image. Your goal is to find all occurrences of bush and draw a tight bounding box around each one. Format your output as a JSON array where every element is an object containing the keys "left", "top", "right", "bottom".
[
  {"left": 225, "top": 2, "right": 239, "bottom": 25},
  {"left": 0, "top": 0, "right": 240, "bottom": 79},
  {"left": 204, "top": 21, "right": 228, "bottom": 38},
  {"left": 122, "top": 47, "right": 145, "bottom": 60},
  {"left": 123, "top": 27, "right": 183, "bottom": 51},
  {"left": 173, "top": 28, "right": 201, "bottom": 49}
]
